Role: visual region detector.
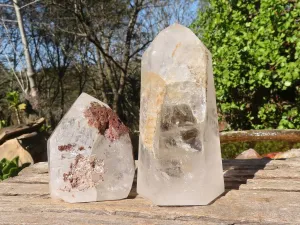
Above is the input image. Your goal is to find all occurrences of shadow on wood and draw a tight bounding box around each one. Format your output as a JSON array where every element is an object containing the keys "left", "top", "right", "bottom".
[{"left": 223, "top": 158, "right": 272, "bottom": 190}]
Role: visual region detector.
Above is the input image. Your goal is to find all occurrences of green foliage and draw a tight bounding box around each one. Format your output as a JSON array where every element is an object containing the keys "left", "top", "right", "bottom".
[
  {"left": 221, "top": 141, "right": 300, "bottom": 159},
  {"left": 39, "top": 124, "right": 52, "bottom": 132},
  {"left": 221, "top": 142, "right": 250, "bottom": 159},
  {"left": 6, "top": 91, "right": 20, "bottom": 107},
  {"left": 6, "top": 91, "right": 26, "bottom": 110},
  {"left": 0, "top": 120, "right": 6, "bottom": 129},
  {"left": 5, "top": 91, "right": 26, "bottom": 124},
  {"left": 192, "top": 0, "right": 300, "bottom": 129},
  {"left": 0, "top": 157, "right": 30, "bottom": 181}
]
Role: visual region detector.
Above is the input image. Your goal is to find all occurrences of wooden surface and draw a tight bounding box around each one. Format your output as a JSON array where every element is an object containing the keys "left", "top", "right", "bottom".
[
  {"left": 220, "top": 129, "right": 300, "bottom": 143},
  {"left": 1, "top": 158, "right": 300, "bottom": 224}
]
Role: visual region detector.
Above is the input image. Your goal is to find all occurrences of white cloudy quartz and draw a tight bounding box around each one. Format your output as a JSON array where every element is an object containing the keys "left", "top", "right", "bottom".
[{"left": 48, "top": 93, "right": 135, "bottom": 203}]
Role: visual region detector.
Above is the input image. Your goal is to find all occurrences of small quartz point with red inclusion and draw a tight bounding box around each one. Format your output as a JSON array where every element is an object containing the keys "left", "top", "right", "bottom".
[{"left": 48, "top": 93, "right": 135, "bottom": 203}]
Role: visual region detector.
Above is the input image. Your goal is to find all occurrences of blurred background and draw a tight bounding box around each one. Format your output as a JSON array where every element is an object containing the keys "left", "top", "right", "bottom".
[{"left": 0, "top": 0, "right": 299, "bottom": 162}]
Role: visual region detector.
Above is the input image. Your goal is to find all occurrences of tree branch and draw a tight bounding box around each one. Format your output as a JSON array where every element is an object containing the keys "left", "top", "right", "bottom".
[
  {"left": 20, "top": 0, "right": 41, "bottom": 9},
  {"left": 129, "top": 39, "right": 152, "bottom": 59},
  {"left": 0, "top": 4, "right": 13, "bottom": 7}
]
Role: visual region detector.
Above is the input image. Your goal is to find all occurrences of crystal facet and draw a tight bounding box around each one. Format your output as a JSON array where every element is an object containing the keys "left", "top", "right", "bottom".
[
  {"left": 48, "top": 93, "right": 135, "bottom": 203},
  {"left": 137, "top": 24, "right": 224, "bottom": 205}
]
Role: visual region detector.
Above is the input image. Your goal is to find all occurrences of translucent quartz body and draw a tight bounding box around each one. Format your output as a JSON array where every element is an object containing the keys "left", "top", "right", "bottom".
[{"left": 137, "top": 24, "right": 224, "bottom": 206}]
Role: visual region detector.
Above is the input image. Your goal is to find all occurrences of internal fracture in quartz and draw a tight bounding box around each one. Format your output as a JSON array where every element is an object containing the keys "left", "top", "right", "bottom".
[
  {"left": 48, "top": 93, "right": 135, "bottom": 203},
  {"left": 137, "top": 24, "right": 225, "bottom": 205}
]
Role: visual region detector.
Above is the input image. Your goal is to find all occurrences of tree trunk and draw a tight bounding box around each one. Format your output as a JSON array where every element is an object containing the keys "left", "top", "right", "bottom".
[
  {"left": 15, "top": 107, "right": 21, "bottom": 125},
  {"left": 59, "top": 78, "right": 64, "bottom": 120},
  {"left": 116, "top": 1, "right": 140, "bottom": 113},
  {"left": 13, "top": 0, "right": 39, "bottom": 107},
  {"left": 96, "top": 49, "right": 108, "bottom": 103}
]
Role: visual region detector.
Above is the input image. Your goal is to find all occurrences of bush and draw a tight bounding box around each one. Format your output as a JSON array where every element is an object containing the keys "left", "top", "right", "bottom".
[{"left": 192, "top": 0, "right": 300, "bottom": 130}]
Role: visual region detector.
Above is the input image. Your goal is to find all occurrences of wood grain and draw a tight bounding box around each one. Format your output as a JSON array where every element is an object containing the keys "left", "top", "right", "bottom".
[{"left": 1, "top": 159, "right": 299, "bottom": 224}]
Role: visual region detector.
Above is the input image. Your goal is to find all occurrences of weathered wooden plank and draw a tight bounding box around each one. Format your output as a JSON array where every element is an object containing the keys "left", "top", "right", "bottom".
[
  {"left": 270, "top": 158, "right": 300, "bottom": 168},
  {"left": 254, "top": 169, "right": 300, "bottom": 179},
  {"left": 2, "top": 212, "right": 220, "bottom": 225},
  {"left": 0, "top": 189, "right": 299, "bottom": 224},
  {"left": 6, "top": 160, "right": 299, "bottom": 194},
  {"left": 4, "top": 162, "right": 246, "bottom": 188},
  {"left": 0, "top": 181, "right": 235, "bottom": 202},
  {"left": 223, "top": 158, "right": 300, "bottom": 170},
  {"left": 240, "top": 179, "right": 300, "bottom": 192},
  {"left": 1, "top": 158, "right": 300, "bottom": 224},
  {"left": 0, "top": 183, "right": 49, "bottom": 197},
  {"left": 210, "top": 190, "right": 300, "bottom": 224},
  {"left": 0, "top": 211, "right": 219, "bottom": 225},
  {"left": 18, "top": 159, "right": 300, "bottom": 178},
  {"left": 4, "top": 173, "right": 48, "bottom": 184},
  {"left": 224, "top": 169, "right": 261, "bottom": 178},
  {"left": 220, "top": 129, "right": 300, "bottom": 143},
  {"left": 224, "top": 168, "right": 300, "bottom": 179},
  {"left": 223, "top": 164, "right": 278, "bottom": 171},
  {"left": 18, "top": 158, "right": 300, "bottom": 176},
  {"left": 18, "top": 162, "right": 48, "bottom": 175},
  {"left": 222, "top": 159, "right": 272, "bottom": 167}
]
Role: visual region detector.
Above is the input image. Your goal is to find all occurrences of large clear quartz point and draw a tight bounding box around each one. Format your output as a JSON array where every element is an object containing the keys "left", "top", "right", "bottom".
[
  {"left": 137, "top": 24, "right": 224, "bottom": 205},
  {"left": 48, "top": 93, "right": 135, "bottom": 203}
]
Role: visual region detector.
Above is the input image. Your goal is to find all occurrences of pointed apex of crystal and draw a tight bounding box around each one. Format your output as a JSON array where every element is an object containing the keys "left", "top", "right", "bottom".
[
  {"left": 48, "top": 93, "right": 135, "bottom": 203},
  {"left": 142, "top": 24, "right": 210, "bottom": 85},
  {"left": 166, "top": 23, "right": 189, "bottom": 29},
  {"left": 137, "top": 24, "right": 224, "bottom": 205}
]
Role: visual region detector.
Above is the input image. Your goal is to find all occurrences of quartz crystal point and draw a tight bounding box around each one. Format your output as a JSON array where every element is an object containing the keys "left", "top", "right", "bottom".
[
  {"left": 48, "top": 93, "right": 135, "bottom": 203},
  {"left": 137, "top": 24, "right": 224, "bottom": 205}
]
